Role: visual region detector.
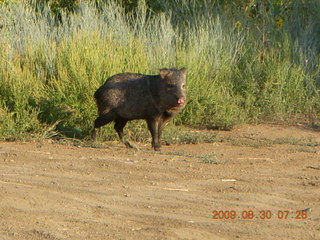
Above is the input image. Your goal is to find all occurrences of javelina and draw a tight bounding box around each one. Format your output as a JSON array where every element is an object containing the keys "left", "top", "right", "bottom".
[{"left": 92, "top": 67, "right": 187, "bottom": 151}]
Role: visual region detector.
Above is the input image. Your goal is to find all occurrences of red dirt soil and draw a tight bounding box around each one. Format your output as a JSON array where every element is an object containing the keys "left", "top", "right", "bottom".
[{"left": 0, "top": 124, "right": 319, "bottom": 240}]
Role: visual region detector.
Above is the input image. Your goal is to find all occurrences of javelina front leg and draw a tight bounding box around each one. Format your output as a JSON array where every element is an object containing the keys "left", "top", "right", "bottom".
[
  {"left": 158, "top": 114, "right": 172, "bottom": 146},
  {"left": 147, "top": 118, "right": 160, "bottom": 151},
  {"left": 114, "top": 118, "right": 138, "bottom": 149}
]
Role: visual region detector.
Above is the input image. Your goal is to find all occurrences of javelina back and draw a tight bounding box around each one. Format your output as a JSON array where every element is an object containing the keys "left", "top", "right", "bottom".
[{"left": 92, "top": 67, "right": 187, "bottom": 150}]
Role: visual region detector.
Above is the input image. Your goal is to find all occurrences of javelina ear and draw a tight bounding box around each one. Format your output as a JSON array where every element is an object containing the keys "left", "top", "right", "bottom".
[
  {"left": 180, "top": 67, "right": 187, "bottom": 76},
  {"left": 159, "top": 68, "right": 171, "bottom": 79}
]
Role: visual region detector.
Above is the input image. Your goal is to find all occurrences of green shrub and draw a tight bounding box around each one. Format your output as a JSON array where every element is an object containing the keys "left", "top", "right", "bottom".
[{"left": 0, "top": 0, "right": 319, "bottom": 140}]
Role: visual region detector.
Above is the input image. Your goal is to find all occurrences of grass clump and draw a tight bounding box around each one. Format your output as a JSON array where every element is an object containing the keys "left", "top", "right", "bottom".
[
  {"left": 159, "top": 151, "right": 219, "bottom": 164},
  {"left": 0, "top": 0, "right": 320, "bottom": 141}
]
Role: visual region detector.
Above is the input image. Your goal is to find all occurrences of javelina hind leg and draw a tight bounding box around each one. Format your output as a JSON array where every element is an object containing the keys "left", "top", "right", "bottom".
[
  {"left": 92, "top": 111, "right": 116, "bottom": 141},
  {"left": 114, "top": 118, "right": 138, "bottom": 149}
]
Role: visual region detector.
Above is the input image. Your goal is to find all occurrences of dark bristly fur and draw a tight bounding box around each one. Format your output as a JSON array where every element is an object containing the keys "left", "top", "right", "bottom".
[{"left": 92, "top": 67, "right": 187, "bottom": 150}]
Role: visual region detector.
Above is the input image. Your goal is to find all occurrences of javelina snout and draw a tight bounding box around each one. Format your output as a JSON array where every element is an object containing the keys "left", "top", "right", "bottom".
[{"left": 92, "top": 67, "right": 187, "bottom": 151}]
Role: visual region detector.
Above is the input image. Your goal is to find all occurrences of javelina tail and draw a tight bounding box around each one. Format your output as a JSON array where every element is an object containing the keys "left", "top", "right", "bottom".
[
  {"left": 94, "top": 88, "right": 100, "bottom": 100},
  {"left": 94, "top": 85, "right": 105, "bottom": 104}
]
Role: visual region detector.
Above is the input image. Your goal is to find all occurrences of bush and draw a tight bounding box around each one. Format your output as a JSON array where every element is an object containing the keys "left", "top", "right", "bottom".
[{"left": 0, "top": 0, "right": 319, "bottom": 140}]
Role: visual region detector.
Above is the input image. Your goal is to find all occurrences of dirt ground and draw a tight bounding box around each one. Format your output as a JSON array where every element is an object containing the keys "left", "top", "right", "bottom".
[{"left": 0, "top": 124, "right": 319, "bottom": 240}]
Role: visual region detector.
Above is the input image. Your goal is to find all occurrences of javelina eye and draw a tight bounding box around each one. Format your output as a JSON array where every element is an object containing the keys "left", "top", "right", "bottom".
[
  {"left": 167, "top": 83, "right": 175, "bottom": 88},
  {"left": 182, "top": 84, "right": 186, "bottom": 89}
]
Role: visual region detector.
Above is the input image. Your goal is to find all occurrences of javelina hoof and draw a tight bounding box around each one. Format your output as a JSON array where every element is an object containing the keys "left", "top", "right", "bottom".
[
  {"left": 154, "top": 147, "right": 161, "bottom": 151},
  {"left": 124, "top": 141, "right": 140, "bottom": 151},
  {"left": 153, "top": 143, "right": 161, "bottom": 151}
]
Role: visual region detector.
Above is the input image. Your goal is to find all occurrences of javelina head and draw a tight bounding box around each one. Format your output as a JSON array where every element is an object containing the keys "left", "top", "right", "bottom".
[{"left": 160, "top": 67, "right": 187, "bottom": 110}]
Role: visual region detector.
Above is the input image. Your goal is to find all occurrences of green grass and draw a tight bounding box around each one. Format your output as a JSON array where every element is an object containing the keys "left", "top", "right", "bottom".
[
  {"left": 159, "top": 151, "right": 219, "bottom": 164},
  {"left": 295, "top": 147, "right": 317, "bottom": 153},
  {"left": 0, "top": 0, "right": 320, "bottom": 141},
  {"left": 225, "top": 136, "right": 320, "bottom": 148}
]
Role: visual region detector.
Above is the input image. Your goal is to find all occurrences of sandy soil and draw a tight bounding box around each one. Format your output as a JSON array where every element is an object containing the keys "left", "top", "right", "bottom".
[{"left": 0, "top": 124, "right": 319, "bottom": 240}]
